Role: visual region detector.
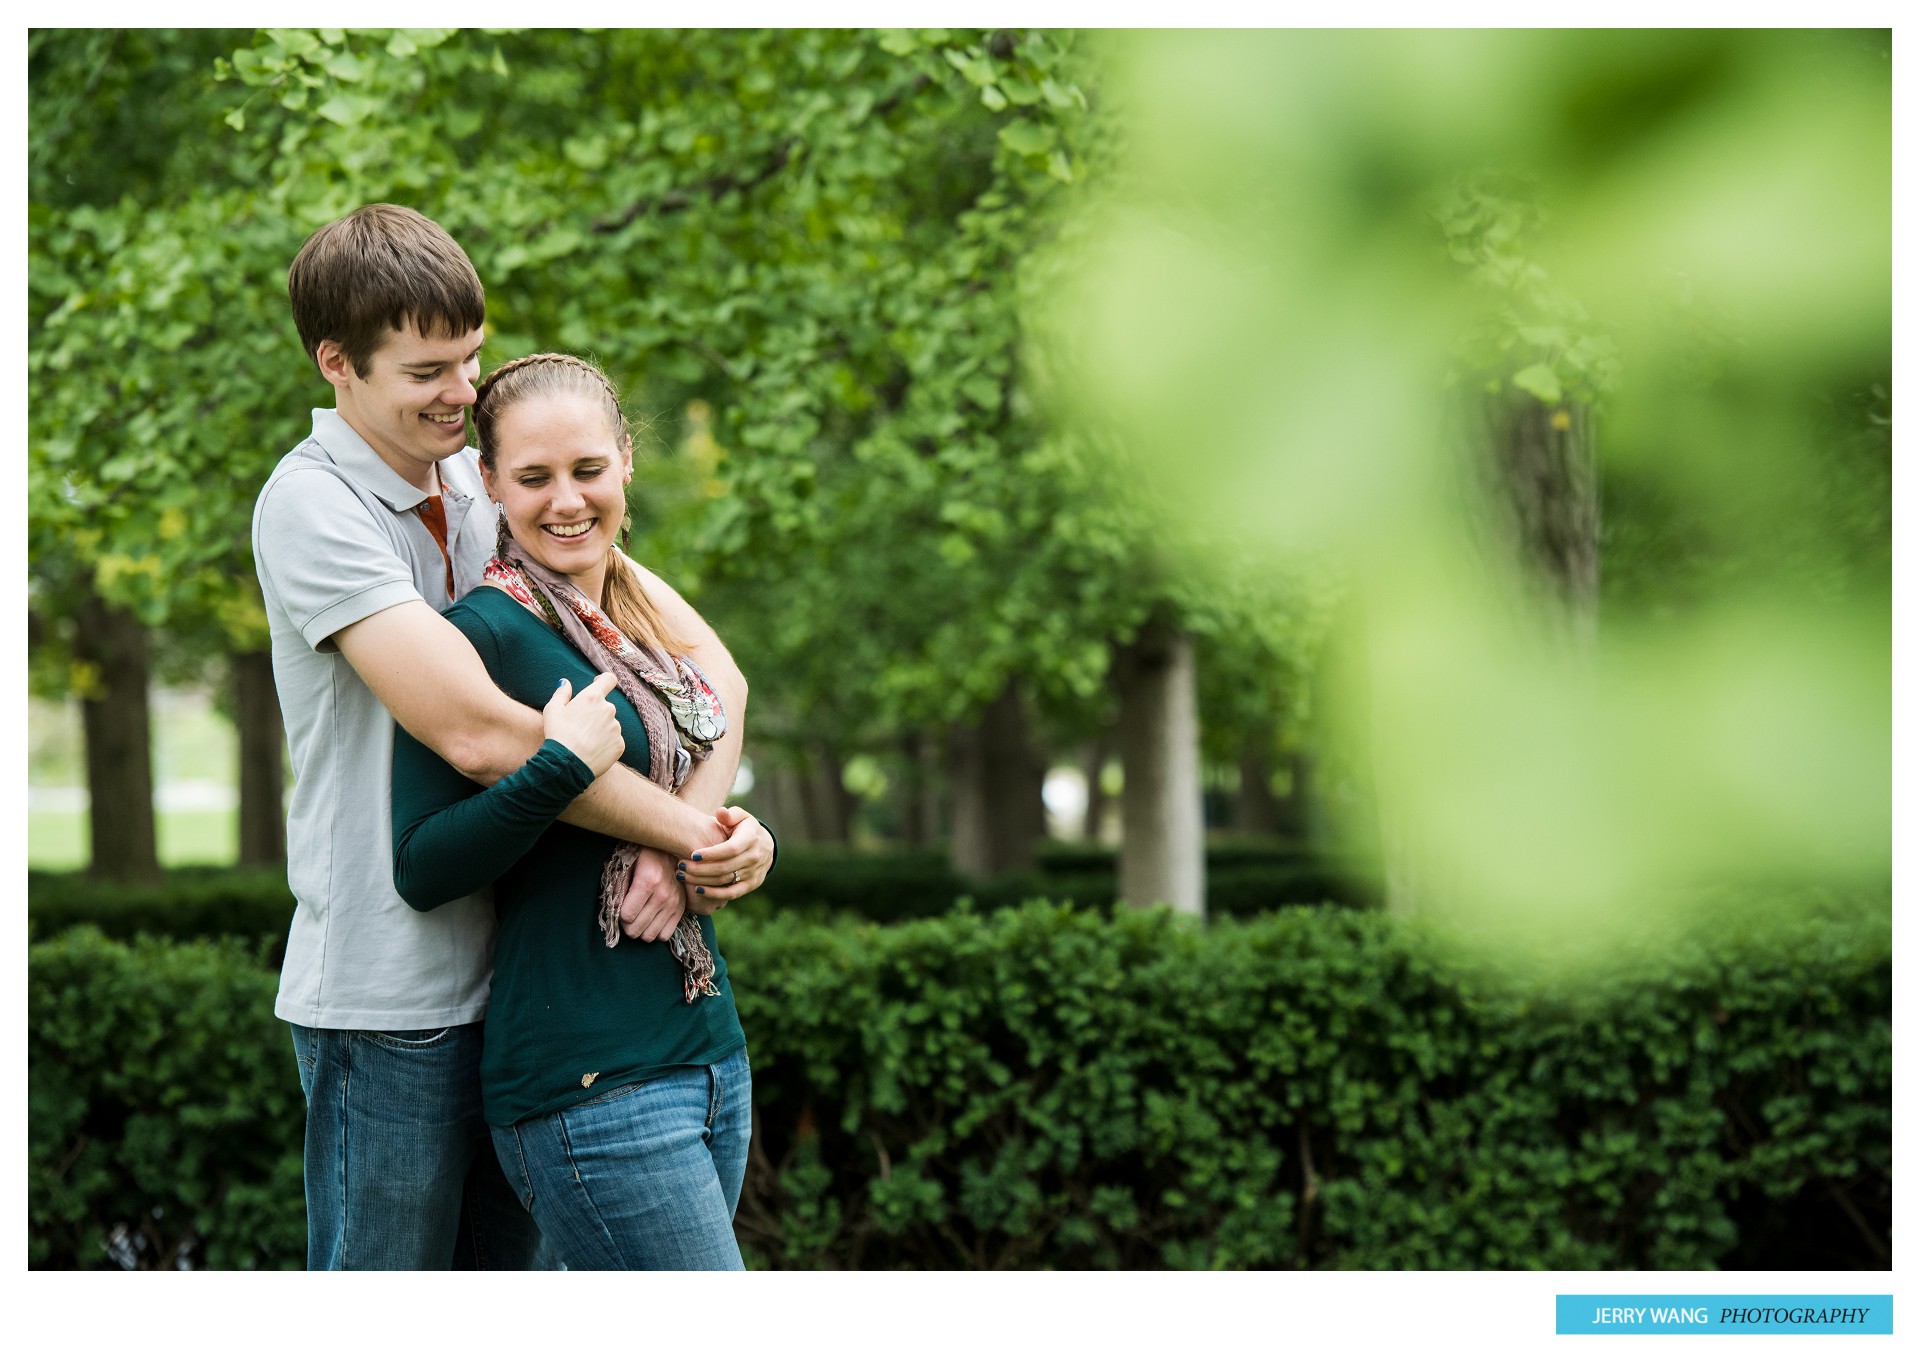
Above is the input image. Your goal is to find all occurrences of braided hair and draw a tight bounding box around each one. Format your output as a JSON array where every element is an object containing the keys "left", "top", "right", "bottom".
[{"left": 473, "top": 352, "right": 687, "bottom": 657}]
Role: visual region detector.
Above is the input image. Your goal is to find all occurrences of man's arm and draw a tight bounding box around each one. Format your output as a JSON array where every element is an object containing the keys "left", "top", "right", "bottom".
[{"left": 333, "top": 598, "right": 727, "bottom": 858}]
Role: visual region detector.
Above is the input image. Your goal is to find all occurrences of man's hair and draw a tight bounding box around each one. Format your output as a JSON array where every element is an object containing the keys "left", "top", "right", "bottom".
[{"left": 287, "top": 204, "right": 485, "bottom": 378}]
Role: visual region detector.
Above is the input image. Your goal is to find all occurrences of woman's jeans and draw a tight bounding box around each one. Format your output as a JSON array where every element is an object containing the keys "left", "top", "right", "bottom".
[
  {"left": 491, "top": 1047, "right": 752, "bottom": 1270},
  {"left": 290, "top": 1022, "right": 547, "bottom": 1270}
]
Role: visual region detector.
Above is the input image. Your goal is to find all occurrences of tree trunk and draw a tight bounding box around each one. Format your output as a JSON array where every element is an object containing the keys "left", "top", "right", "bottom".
[
  {"left": 764, "top": 759, "right": 814, "bottom": 846},
  {"left": 1275, "top": 749, "right": 1312, "bottom": 841},
  {"left": 75, "top": 593, "right": 160, "bottom": 885},
  {"left": 897, "top": 730, "right": 943, "bottom": 849},
  {"left": 947, "top": 682, "right": 1045, "bottom": 879},
  {"left": 1078, "top": 738, "right": 1112, "bottom": 843},
  {"left": 1114, "top": 619, "right": 1205, "bottom": 916},
  {"left": 1233, "top": 745, "right": 1281, "bottom": 836},
  {"left": 1476, "top": 393, "right": 1600, "bottom": 649},
  {"left": 233, "top": 650, "right": 286, "bottom": 867},
  {"left": 803, "top": 742, "right": 854, "bottom": 845}
]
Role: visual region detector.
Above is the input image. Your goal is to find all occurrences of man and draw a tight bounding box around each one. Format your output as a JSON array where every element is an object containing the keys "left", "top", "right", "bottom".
[{"left": 251, "top": 203, "right": 773, "bottom": 1269}]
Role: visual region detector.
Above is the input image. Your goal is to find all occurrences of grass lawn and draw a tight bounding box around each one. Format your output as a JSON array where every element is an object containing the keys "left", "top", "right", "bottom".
[{"left": 29, "top": 810, "right": 239, "bottom": 871}]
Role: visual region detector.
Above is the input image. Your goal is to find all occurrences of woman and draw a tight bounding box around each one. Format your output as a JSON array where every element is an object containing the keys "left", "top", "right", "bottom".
[{"left": 390, "top": 352, "right": 755, "bottom": 1270}]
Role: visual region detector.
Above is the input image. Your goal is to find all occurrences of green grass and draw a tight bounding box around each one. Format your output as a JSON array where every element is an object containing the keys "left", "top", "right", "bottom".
[
  {"left": 31, "top": 692, "right": 240, "bottom": 787},
  {"left": 29, "top": 810, "right": 239, "bottom": 871}
]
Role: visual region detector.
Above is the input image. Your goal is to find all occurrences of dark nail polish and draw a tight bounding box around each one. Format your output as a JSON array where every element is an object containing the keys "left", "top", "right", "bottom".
[
  {"left": 691, "top": 853, "right": 703, "bottom": 862},
  {"left": 696, "top": 886, "right": 705, "bottom": 894}
]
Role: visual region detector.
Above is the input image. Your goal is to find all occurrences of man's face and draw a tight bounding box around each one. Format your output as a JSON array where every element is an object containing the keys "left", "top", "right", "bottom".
[{"left": 322, "top": 322, "right": 485, "bottom": 488}]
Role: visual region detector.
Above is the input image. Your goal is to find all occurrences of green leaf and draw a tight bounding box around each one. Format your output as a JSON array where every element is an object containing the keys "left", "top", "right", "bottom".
[
  {"left": 315, "top": 93, "right": 369, "bottom": 126},
  {"left": 997, "top": 119, "right": 1055, "bottom": 157},
  {"left": 319, "top": 50, "right": 364, "bottom": 82},
  {"left": 1511, "top": 363, "right": 1563, "bottom": 404},
  {"left": 265, "top": 28, "right": 318, "bottom": 58},
  {"left": 961, "top": 375, "right": 1002, "bottom": 411},
  {"left": 564, "top": 137, "right": 608, "bottom": 170},
  {"left": 876, "top": 29, "right": 917, "bottom": 56},
  {"left": 980, "top": 84, "right": 1008, "bottom": 112},
  {"left": 946, "top": 49, "right": 996, "bottom": 87},
  {"left": 445, "top": 106, "right": 483, "bottom": 140},
  {"left": 223, "top": 107, "right": 245, "bottom": 131},
  {"left": 386, "top": 31, "right": 418, "bottom": 58},
  {"left": 999, "top": 76, "right": 1041, "bottom": 106}
]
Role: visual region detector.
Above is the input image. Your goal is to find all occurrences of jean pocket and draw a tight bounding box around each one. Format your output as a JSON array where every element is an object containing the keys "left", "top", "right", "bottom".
[
  {"left": 575, "top": 1079, "right": 647, "bottom": 1109},
  {"left": 361, "top": 1027, "right": 455, "bottom": 1050}
]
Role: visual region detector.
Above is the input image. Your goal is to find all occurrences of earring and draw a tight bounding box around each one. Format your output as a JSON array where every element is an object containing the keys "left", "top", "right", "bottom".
[{"left": 494, "top": 502, "right": 511, "bottom": 559}]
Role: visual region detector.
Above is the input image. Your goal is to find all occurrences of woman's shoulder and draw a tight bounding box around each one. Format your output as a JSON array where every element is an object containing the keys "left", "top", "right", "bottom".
[
  {"left": 452, "top": 580, "right": 541, "bottom": 624},
  {"left": 442, "top": 582, "right": 534, "bottom": 659}
]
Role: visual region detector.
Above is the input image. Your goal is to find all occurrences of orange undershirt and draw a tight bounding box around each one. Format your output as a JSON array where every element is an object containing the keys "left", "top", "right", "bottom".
[{"left": 416, "top": 492, "right": 456, "bottom": 602}]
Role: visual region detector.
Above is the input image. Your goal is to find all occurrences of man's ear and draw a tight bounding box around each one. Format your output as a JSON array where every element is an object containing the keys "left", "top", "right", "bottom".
[{"left": 314, "top": 338, "right": 358, "bottom": 394}]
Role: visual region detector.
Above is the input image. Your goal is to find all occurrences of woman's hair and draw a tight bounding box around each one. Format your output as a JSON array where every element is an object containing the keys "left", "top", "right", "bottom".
[
  {"left": 287, "top": 204, "right": 485, "bottom": 377},
  {"left": 473, "top": 352, "right": 687, "bottom": 657}
]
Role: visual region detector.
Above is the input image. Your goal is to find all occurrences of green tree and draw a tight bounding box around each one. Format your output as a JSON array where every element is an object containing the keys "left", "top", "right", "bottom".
[{"left": 30, "top": 29, "right": 288, "bottom": 881}]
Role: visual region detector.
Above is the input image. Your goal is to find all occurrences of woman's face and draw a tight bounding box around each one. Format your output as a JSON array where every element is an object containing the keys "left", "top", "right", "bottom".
[{"left": 483, "top": 391, "right": 633, "bottom": 593}]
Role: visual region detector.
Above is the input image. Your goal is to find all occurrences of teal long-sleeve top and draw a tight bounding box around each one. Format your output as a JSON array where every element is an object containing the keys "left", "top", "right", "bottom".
[{"left": 391, "top": 584, "right": 745, "bottom": 1128}]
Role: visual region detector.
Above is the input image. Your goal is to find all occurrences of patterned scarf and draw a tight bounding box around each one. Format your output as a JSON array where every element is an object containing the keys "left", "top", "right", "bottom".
[{"left": 485, "top": 537, "right": 728, "bottom": 1002}]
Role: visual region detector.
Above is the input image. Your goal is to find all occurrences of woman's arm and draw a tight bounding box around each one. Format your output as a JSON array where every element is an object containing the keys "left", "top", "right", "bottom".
[{"left": 391, "top": 674, "right": 624, "bottom": 910}]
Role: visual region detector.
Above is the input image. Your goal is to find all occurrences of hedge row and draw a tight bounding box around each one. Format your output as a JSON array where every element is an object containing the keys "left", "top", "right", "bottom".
[
  {"left": 25, "top": 845, "right": 1375, "bottom": 959},
  {"left": 29, "top": 900, "right": 1889, "bottom": 1270}
]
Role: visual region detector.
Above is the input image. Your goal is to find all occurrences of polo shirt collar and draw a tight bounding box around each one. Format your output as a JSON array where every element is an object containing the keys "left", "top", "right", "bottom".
[{"left": 308, "top": 408, "right": 468, "bottom": 513}]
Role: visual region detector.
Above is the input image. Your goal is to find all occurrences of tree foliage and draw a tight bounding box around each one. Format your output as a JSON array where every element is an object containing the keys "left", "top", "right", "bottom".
[{"left": 31, "top": 27, "right": 1322, "bottom": 799}]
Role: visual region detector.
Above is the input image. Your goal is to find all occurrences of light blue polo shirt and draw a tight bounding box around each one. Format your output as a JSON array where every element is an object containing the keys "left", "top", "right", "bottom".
[{"left": 252, "top": 408, "right": 499, "bottom": 1029}]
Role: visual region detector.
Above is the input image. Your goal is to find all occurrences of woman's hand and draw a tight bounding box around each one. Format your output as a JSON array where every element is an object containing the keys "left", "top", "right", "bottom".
[
  {"left": 676, "top": 805, "right": 774, "bottom": 911},
  {"left": 543, "top": 672, "right": 624, "bottom": 776},
  {"left": 618, "top": 846, "right": 688, "bottom": 942}
]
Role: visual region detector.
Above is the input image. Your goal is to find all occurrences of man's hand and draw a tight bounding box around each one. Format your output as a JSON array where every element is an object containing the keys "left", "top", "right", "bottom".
[
  {"left": 676, "top": 806, "right": 774, "bottom": 908},
  {"left": 619, "top": 846, "right": 688, "bottom": 942}
]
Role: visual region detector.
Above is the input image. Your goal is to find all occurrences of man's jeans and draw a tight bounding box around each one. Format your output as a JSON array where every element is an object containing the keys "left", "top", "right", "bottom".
[
  {"left": 491, "top": 1047, "right": 752, "bottom": 1270},
  {"left": 290, "top": 1022, "right": 547, "bottom": 1270}
]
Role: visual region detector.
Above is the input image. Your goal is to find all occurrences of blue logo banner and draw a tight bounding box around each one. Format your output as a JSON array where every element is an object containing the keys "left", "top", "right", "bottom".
[{"left": 1557, "top": 1296, "right": 1891, "bottom": 1335}]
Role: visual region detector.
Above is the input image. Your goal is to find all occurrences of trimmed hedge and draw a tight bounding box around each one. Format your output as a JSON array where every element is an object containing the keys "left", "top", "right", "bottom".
[
  {"left": 25, "top": 844, "right": 1373, "bottom": 954},
  {"left": 28, "top": 928, "right": 304, "bottom": 1269},
  {"left": 29, "top": 901, "right": 1889, "bottom": 1270},
  {"left": 27, "top": 867, "right": 297, "bottom": 964}
]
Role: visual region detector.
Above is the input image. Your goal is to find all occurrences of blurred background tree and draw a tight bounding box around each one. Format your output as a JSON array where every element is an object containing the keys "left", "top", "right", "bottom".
[{"left": 1042, "top": 28, "right": 1889, "bottom": 950}]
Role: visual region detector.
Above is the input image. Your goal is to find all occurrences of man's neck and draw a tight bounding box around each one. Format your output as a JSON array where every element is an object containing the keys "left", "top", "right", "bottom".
[{"left": 332, "top": 401, "right": 439, "bottom": 494}]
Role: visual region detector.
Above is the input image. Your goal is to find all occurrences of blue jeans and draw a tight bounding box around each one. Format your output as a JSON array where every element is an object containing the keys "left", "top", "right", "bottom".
[
  {"left": 491, "top": 1047, "right": 752, "bottom": 1270},
  {"left": 290, "top": 1022, "right": 548, "bottom": 1270}
]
